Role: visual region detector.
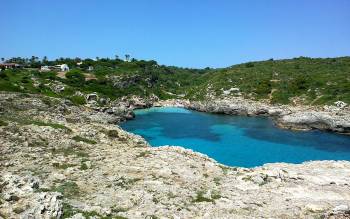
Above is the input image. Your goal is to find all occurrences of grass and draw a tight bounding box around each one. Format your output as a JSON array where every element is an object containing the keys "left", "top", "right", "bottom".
[
  {"left": 54, "top": 181, "right": 80, "bottom": 198},
  {"left": 51, "top": 146, "right": 89, "bottom": 158},
  {"left": 192, "top": 190, "right": 221, "bottom": 203},
  {"left": 115, "top": 176, "right": 141, "bottom": 189},
  {"left": 52, "top": 162, "right": 76, "bottom": 169},
  {"left": 41, "top": 96, "right": 60, "bottom": 107},
  {"left": 213, "top": 177, "right": 221, "bottom": 186},
  {"left": 192, "top": 191, "right": 212, "bottom": 203},
  {"left": 0, "top": 120, "right": 8, "bottom": 126},
  {"left": 136, "top": 151, "right": 151, "bottom": 158},
  {"left": 31, "top": 120, "right": 72, "bottom": 132},
  {"left": 28, "top": 139, "right": 48, "bottom": 148},
  {"left": 68, "top": 95, "right": 86, "bottom": 105},
  {"left": 0, "top": 115, "right": 72, "bottom": 132},
  {"left": 72, "top": 135, "right": 97, "bottom": 144},
  {"left": 219, "top": 165, "right": 231, "bottom": 175},
  {"left": 62, "top": 202, "right": 128, "bottom": 219}
]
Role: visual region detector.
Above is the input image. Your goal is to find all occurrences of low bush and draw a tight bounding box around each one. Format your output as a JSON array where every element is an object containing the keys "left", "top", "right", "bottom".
[
  {"left": 68, "top": 95, "right": 86, "bottom": 105},
  {"left": 72, "top": 135, "right": 97, "bottom": 144},
  {"left": 0, "top": 120, "right": 8, "bottom": 126}
]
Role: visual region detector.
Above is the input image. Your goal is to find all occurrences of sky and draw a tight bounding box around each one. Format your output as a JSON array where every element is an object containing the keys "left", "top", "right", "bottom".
[{"left": 1, "top": 0, "right": 349, "bottom": 68}]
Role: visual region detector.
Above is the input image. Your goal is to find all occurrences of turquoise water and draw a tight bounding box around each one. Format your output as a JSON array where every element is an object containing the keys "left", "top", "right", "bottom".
[{"left": 120, "top": 107, "right": 350, "bottom": 167}]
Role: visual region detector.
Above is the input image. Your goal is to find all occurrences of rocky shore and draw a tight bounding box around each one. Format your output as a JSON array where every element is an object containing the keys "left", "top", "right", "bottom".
[
  {"left": 1, "top": 92, "right": 350, "bottom": 219},
  {"left": 156, "top": 98, "right": 350, "bottom": 134}
]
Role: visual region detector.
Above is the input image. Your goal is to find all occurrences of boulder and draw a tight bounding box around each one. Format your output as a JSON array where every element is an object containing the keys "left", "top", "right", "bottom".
[
  {"left": 86, "top": 93, "right": 98, "bottom": 102},
  {"left": 334, "top": 101, "right": 347, "bottom": 108}
]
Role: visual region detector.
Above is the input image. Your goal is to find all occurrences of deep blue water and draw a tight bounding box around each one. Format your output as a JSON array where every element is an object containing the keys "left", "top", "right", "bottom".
[{"left": 120, "top": 107, "right": 350, "bottom": 167}]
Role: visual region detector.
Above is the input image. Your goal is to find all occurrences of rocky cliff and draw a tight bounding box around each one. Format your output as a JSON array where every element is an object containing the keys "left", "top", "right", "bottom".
[
  {"left": 157, "top": 98, "right": 350, "bottom": 134},
  {"left": 1, "top": 92, "right": 350, "bottom": 219}
]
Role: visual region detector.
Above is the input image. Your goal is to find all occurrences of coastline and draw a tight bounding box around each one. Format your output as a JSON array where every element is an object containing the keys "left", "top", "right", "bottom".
[
  {"left": 1, "top": 92, "right": 350, "bottom": 218},
  {"left": 150, "top": 97, "right": 350, "bottom": 135}
]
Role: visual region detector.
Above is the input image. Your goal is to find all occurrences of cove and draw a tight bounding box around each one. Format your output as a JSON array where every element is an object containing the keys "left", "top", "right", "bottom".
[{"left": 120, "top": 107, "right": 350, "bottom": 167}]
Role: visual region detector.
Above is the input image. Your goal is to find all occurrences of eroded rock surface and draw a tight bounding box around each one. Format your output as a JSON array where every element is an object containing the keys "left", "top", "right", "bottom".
[
  {"left": 1, "top": 92, "right": 350, "bottom": 218},
  {"left": 157, "top": 98, "right": 350, "bottom": 134}
]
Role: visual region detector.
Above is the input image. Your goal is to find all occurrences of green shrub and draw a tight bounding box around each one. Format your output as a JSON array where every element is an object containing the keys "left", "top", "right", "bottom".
[
  {"left": 245, "top": 62, "right": 254, "bottom": 68},
  {"left": 51, "top": 146, "right": 89, "bottom": 158},
  {"left": 31, "top": 120, "right": 72, "bottom": 132},
  {"left": 107, "top": 130, "right": 119, "bottom": 138},
  {"left": 54, "top": 181, "right": 80, "bottom": 198},
  {"left": 192, "top": 191, "right": 213, "bottom": 203},
  {"left": 0, "top": 120, "right": 8, "bottom": 126},
  {"left": 65, "top": 69, "right": 85, "bottom": 86},
  {"left": 0, "top": 72, "right": 8, "bottom": 79},
  {"left": 68, "top": 95, "right": 86, "bottom": 105},
  {"left": 72, "top": 135, "right": 97, "bottom": 144}
]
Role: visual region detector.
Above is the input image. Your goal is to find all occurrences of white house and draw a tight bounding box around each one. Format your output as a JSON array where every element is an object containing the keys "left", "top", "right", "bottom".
[
  {"left": 40, "top": 66, "right": 50, "bottom": 71},
  {"left": 55, "top": 64, "right": 69, "bottom": 72},
  {"left": 40, "top": 64, "right": 69, "bottom": 72}
]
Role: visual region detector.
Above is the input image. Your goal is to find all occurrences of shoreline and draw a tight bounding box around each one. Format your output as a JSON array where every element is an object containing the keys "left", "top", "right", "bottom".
[
  {"left": 148, "top": 97, "right": 350, "bottom": 135},
  {"left": 1, "top": 92, "right": 350, "bottom": 218}
]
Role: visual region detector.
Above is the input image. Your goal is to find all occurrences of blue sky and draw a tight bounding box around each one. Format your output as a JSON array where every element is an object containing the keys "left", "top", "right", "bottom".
[{"left": 1, "top": 0, "right": 349, "bottom": 68}]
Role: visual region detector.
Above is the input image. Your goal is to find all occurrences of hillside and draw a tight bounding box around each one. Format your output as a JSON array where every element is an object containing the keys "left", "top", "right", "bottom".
[{"left": 0, "top": 56, "right": 349, "bottom": 106}]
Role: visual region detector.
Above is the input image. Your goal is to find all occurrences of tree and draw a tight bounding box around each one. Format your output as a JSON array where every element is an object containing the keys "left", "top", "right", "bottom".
[
  {"left": 74, "top": 57, "right": 82, "bottom": 62},
  {"left": 125, "top": 54, "right": 130, "bottom": 61},
  {"left": 65, "top": 69, "right": 85, "bottom": 86},
  {"left": 30, "top": 56, "right": 36, "bottom": 63},
  {"left": 1, "top": 58, "right": 4, "bottom": 63},
  {"left": 42, "top": 56, "right": 48, "bottom": 65}
]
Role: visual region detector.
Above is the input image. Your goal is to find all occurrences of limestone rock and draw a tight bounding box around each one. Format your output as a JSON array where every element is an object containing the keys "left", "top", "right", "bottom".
[{"left": 1, "top": 91, "right": 350, "bottom": 218}]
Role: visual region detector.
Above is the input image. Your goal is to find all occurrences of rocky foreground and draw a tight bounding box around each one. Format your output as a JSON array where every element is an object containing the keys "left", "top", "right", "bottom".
[{"left": 1, "top": 92, "right": 350, "bottom": 219}]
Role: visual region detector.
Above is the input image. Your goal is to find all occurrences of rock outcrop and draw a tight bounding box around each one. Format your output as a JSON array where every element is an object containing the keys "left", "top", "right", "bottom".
[
  {"left": 1, "top": 92, "right": 350, "bottom": 218},
  {"left": 156, "top": 98, "right": 350, "bottom": 134}
]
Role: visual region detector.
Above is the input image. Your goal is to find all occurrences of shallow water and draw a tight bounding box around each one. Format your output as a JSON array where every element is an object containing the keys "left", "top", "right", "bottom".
[{"left": 120, "top": 107, "right": 350, "bottom": 167}]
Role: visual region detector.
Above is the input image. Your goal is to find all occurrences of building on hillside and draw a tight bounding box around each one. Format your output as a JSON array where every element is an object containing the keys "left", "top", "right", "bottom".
[
  {"left": 88, "top": 66, "right": 94, "bottom": 71},
  {"left": 56, "top": 64, "right": 69, "bottom": 72},
  {"left": 40, "top": 66, "right": 51, "bottom": 72},
  {"left": 0, "top": 63, "right": 22, "bottom": 70},
  {"left": 40, "top": 64, "right": 70, "bottom": 72}
]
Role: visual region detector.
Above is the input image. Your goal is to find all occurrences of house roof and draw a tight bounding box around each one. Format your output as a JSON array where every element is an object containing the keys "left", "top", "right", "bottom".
[{"left": 0, "top": 63, "right": 21, "bottom": 67}]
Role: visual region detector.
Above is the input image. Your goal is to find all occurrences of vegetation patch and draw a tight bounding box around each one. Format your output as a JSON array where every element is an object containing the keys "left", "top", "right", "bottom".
[
  {"left": 51, "top": 146, "right": 89, "bottom": 158},
  {"left": 213, "top": 177, "right": 221, "bottom": 186},
  {"left": 0, "top": 116, "right": 72, "bottom": 132},
  {"left": 136, "top": 151, "right": 151, "bottom": 158},
  {"left": 192, "top": 191, "right": 213, "bottom": 203},
  {"left": 28, "top": 139, "right": 48, "bottom": 148},
  {"left": 41, "top": 96, "right": 60, "bottom": 107},
  {"left": 52, "top": 162, "right": 76, "bottom": 169},
  {"left": 79, "top": 161, "right": 89, "bottom": 170},
  {"left": 107, "top": 130, "right": 119, "bottom": 138},
  {"left": 115, "top": 176, "right": 141, "bottom": 189},
  {"left": 62, "top": 203, "right": 128, "bottom": 219},
  {"left": 54, "top": 181, "right": 80, "bottom": 198},
  {"left": 1, "top": 57, "right": 349, "bottom": 105},
  {"left": 0, "top": 120, "right": 8, "bottom": 126},
  {"left": 72, "top": 135, "right": 97, "bottom": 144},
  {"left": 31, "top": 120, "right": 72, "bottom": 132},
  {"left": 68, "top": 95, "right": 86, "bottom": 105},
  {"left": 219, "top": 165, "right": 231, "bottom": 175},
  {"left": 192, "top": 190, "right": 221, "bottom": 203}
]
